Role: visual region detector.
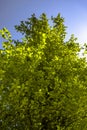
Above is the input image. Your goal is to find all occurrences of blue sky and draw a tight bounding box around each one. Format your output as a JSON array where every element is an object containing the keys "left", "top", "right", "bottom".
[{"left": 0, "top": 0, "right": 87, "bottom": 48}]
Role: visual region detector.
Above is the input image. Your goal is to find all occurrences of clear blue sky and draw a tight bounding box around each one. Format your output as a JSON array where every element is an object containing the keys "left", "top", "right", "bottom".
[{"left": 0, "top": 0, "right": 87, "bottom": 48}]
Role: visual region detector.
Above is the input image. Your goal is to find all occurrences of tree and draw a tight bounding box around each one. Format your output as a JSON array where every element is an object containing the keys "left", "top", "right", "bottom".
[{"left": 0, "top": 13, "right": 87, "bottom": 130}]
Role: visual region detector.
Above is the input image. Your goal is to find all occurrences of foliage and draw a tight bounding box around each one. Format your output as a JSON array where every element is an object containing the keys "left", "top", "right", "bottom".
[{"left": 0, "top": 13, "right": 87, "bottom": 130}]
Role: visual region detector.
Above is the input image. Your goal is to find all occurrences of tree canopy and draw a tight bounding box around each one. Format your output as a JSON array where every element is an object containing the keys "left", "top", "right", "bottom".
[{"left": 0, "top": 13, "right": 87, "bottom": 130}]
